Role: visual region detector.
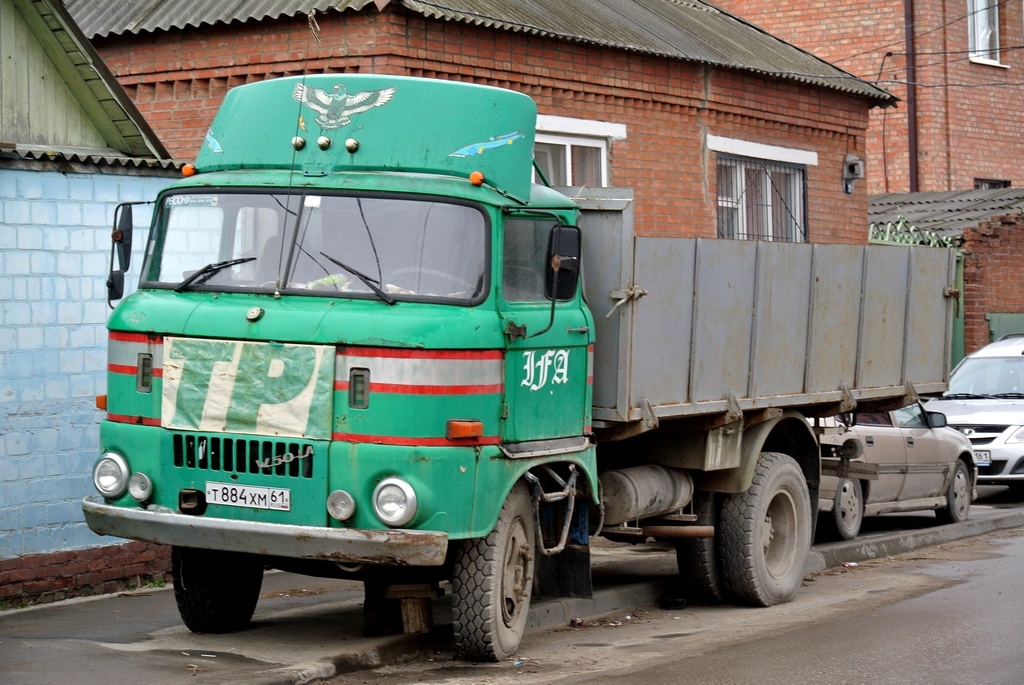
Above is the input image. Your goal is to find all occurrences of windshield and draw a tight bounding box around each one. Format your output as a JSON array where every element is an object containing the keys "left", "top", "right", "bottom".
[
  {"left": 948, "top": 356, "right": 1024, "bottom": 396},
  {"left": 142, "top": 191, "right": 488, "bottom": 303}
]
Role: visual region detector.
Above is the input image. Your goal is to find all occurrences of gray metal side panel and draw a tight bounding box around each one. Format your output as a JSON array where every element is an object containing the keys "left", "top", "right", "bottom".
[
  {"left": 903, "top": 247, "right": 954, "bottom": 393},
  {"left": 858, "top": 246, "right": 910, "bottom": 389},
  {"left": 577, "top": 190, "right": 636, "bottom": 421},
  {"left": 576, "top": 189, "right": 955, "bottom": 423},
  {"left": 690, "top": 239, "right": 757, "bottom": 402},
  {"left": 750, "top": 241, "right": 812, "bottom": 399},
  {"left": 631, "top": 238, "right": 696, "bottom": 414},
  {"left": 805, "top": 244, "right": 863, "bottom": 395}
]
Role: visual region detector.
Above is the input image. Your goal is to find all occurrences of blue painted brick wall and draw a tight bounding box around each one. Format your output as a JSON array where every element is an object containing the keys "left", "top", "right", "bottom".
[{"left": 0, "top": 167, "right": 175, "bottom": 560}]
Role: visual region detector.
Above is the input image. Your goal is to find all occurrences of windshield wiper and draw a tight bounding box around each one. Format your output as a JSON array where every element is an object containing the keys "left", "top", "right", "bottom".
[
  {"left": 175, "top": 256, "right": 256, "bottom": 292},
  {"left": 989, "top": 393, "right": 1024, "bottom": 399},
  {"left": 320, "top": 252, "right": 395, "bottom": 305},
  {"left": 942, "top": 392, "right": 990, "bottom": 399}
]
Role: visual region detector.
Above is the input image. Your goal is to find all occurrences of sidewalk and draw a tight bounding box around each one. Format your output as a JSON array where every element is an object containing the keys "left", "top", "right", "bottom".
[{"left": 2, "top": 508, "right": 1022, "bottom": 685}]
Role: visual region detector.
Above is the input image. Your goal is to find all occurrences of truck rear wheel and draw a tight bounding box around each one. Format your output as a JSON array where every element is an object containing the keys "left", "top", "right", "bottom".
[
  {"left": 452, "top": 482, "right": 535, "bottom": 662},
  {"left": 720, "top": 452, "right": 811, "bottom": 606},
  {"left": 172, "top": 546, "right": 264, "bottom": 633},
  {"left": 674, "top": 491, "right": 724, "bottom": 603}
]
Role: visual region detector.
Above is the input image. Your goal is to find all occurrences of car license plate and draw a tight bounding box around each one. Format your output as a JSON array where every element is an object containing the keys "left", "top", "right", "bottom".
[
  {"left": 973, "top": 450, "right": 991, "bottom": 467},
  {"left": 205, "top": 482, "right": 291, "bottom": 510}
]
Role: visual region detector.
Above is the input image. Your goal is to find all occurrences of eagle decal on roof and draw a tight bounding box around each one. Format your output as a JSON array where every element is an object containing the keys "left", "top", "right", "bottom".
[{"left": 291, "top": 83, "right": 396, "bottom": 130}]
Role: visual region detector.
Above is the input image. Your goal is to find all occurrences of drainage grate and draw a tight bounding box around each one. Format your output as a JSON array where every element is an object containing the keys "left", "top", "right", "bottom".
[{"left": 172, "top": 434, "right": 314, "bottom": 478}]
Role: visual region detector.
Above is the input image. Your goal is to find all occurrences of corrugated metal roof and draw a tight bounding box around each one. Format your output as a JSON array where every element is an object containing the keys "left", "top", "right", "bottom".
[
  {"left": 64, "top": 0, "right": 893, "bottom": 104},
  {"left": 870, "top": 189, "right": 1024, "bottom": 239},
  {"left": 1, "top": 143, "right": 181, "bottom": 170},
  {"left": 8, "top": 0, "right": 171, "bottom": 161}
]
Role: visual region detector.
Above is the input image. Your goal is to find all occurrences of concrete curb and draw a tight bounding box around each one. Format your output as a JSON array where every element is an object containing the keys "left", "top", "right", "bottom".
[{"left": 807, "top": 509, "right": 1024, "bottom": 573}]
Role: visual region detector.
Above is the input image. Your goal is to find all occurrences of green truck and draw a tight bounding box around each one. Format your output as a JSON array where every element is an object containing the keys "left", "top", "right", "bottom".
[{"left": 83, "top": 74, "right": 956, "bottom": 661}]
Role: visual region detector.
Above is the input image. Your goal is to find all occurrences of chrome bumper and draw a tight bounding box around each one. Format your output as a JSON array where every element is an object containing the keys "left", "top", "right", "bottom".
[{"left": 82, "top": 496, "right": 448, "bottom": 566}]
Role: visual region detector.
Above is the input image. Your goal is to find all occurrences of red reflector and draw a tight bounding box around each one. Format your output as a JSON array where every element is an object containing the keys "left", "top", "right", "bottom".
[{"left": 446, "top": 419, "right": 484, "bottom": 440}]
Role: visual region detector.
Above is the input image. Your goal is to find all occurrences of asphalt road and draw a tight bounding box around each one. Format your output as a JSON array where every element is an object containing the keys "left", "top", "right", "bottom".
[{"left": 1, "top": 486, "right": 1021, "bottom": 685}]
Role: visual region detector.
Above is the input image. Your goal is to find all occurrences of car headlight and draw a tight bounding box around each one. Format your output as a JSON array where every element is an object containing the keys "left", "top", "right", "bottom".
[
  {"left": 93, "top": 452, "right": 130, "bottom": 499},
  {"left": 1006, "top": 427, "right": 1024, "bottom": 444},
  {"left": 372, "top": 477, "right": 417, "bottom": 527}
]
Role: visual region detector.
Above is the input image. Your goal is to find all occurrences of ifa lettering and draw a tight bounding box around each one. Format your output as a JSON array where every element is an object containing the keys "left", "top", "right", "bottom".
[
  {"left": 521, "top": 349, "right": 570, "bottom": 391},
  {"left": 161, "top": 338, "right": 334, "bottom": 439}
]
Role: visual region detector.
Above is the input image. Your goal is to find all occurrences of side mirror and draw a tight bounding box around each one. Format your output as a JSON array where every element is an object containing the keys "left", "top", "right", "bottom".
[
  {"left": 107, "top": 269, "right": 125, "bottom": 303},
  {"left": 113, "top": 203, "right": 134, "bottom": 271},
  {"left": 927, "top": 411, "right": 948, "bottom": 428},
  {"left": 545, "top": 224, "right": 581, "bottom": 301}
]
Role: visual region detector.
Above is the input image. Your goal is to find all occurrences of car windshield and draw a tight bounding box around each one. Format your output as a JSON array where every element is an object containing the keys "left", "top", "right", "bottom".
[
  {"left": 142, "top": 191, "right": 488, "bottom": 303},
  {"left": 948, "top": 356, "right": 1024, "bottom": 397}
]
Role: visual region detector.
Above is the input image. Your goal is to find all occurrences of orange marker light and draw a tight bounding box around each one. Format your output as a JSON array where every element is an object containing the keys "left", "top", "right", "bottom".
[
  {"left": 446, "top": 419, "right": 484, "bottom": 440},
  {"left": 469, "top": 170, "right": 485, "bottom": 186},
  {"left": 182, "top": 163, "right": 198, "bottom": 177},
  {"left": 95, "top": 394, "right": 108, "bottom": 411}
]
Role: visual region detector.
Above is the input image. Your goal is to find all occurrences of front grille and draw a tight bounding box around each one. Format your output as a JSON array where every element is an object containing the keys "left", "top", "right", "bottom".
[
  {"left": 951, "top": 424, "right": 1008, "bottom": 446},
  {"left": 979, "top": 460, "right": 1008, "bottom": 476},
  {"left": 172, "top": 434, "right": 314, "bottom": 479}
]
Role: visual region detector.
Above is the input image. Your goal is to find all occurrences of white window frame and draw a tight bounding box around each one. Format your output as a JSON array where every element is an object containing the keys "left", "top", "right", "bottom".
[
  {"left": 534, "top": 115, "right": 626, "bottom": 187},
  {"left": 709, "top": 135, "right": 816, "bottom": 243},
  {"left": 968, "top": 0, "right": 1002, "bottom": 65}
]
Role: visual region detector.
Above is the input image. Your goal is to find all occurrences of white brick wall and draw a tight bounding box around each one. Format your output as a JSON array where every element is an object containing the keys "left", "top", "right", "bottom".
[{"left": 0, "top": 167, "right": 175, "bottom": 559}]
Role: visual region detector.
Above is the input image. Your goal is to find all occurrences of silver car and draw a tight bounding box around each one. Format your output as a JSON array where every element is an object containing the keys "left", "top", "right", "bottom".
[
  {"left": 927, "top": 336, "right": 1024, "bottom": 494},
  {"left": 818, "top": 402, "right": 976, "bottom": 540}
]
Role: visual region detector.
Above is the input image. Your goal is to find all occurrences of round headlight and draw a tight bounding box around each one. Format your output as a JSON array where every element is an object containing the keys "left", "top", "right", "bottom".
[
  {"left": 93, "top": 452, "right": 130, "bottom": 499},
  {"left": 372, "top": 477, "right": 417, "bottom": 527},
  {"left": 327, "top": 490, "right": 356, "bottom": 521},
  {"left": 128, "top": 472, "right": 153, "bottom": 503}
]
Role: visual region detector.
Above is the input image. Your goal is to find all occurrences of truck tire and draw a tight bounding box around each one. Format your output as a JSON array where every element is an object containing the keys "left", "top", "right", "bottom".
[
  {"left": 720, "top": 452, "right": 811, "bottom": 607},
  {"left": 172, "top": 546, "right": 264, "bottom": 633},
  {"left": 935, "top": 459, "right": 971, "bottom": 524},
  {"left": 675, "top": 491, "right": 724, "bottom": 603},
  {"left": 452, "top": 482, "right": 535, "bottom": 662}
]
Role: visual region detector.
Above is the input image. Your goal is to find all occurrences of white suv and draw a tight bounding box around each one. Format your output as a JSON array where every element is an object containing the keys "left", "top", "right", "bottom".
[{"left": 927, "top": 335, "right": 1024, "bottom": 494}]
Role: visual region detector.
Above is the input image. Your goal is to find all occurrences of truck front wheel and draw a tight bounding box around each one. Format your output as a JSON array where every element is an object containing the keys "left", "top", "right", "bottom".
[
  {"left": 720, "top": 452, "right": 811, "bottom": 606},
  {"left": 172, "top": 546, "right": 264, "bottom": 633},
  {"left": 452, "top": 482, "right": 535, "bottom": 662}
]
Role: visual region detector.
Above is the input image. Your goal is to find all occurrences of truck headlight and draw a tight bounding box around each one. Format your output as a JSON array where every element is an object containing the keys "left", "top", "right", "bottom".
[
  {"left": 372, "top": 477, "right": 417, "bottom": 527},
  {"left": 128, "top": 472, "right": 153, "bottom": 503},
  {"left": 93, "top": 453, "right": 130, "bottom": 499}
]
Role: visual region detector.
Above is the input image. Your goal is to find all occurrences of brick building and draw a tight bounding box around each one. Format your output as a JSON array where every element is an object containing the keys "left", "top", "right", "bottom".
[
  {"left": 1, "top": 0, "right": 894, "bottom": 605},
  {"left": 66, "top": 0, "right": 894, "bottom": 245},
  {"left": 714, "top": 0, "right": 1024, "bottom": 195},
  {"left": 0, "top": 0, "right": 177, "bottom": 604}
]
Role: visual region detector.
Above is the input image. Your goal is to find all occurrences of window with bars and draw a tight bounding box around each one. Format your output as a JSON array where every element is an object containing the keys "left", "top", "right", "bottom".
[
  {"left": 968, "top": 0, "right": 1000, "bottom": 62},
  {"left": 716, "top": 155, "right": 807, "bottom": 242}
]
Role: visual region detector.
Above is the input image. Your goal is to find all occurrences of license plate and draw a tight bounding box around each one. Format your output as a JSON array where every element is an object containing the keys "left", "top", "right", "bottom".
[
  {"left": 205, "top": 482, "right": 291, "bottom": 510},
  {"left": 973, "top": 450, "right": 991, "bottom": 467}
]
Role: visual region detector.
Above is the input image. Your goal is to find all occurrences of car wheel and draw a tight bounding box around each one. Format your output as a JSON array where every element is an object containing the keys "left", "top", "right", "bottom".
[
  {"left": 829, "top": 478, "right": 863, "bottom": 540},
  {"left": 935, "top": 459, "right": 971, "bottom": 524}
]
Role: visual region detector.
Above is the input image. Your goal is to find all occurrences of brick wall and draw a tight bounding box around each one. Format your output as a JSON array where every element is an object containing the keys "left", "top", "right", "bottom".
[
  {"left": 0, "top": 541, "right": 170, "bottom": 607},
  {"left": 0, "top": 164, "right": 177, "bottom": 604},
  {"left": 90, "top": 8, "right": 873, "bottom": 244},
  {"left": 714, "top": 0, "right": 1024, "bottom": 194},
  {"left": 960, "top": 214, "right": 1024, "bottom": 354}
]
